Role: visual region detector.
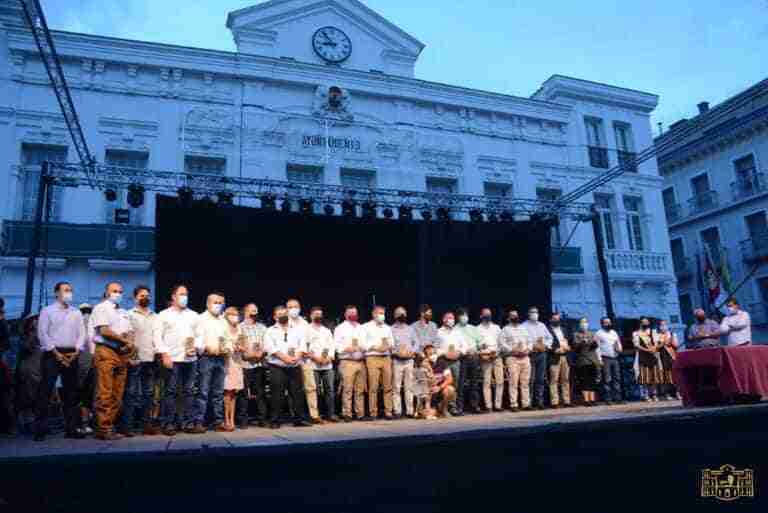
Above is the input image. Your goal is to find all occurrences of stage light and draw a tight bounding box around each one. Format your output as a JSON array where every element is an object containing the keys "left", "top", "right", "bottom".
[
  {"left": 104, "top": 188, "right": 118, "bottom": 202},
  {"left": 500, "top": 210, "right": 513, "bottom": 223},
  {"left": 199, "top": 195, "right": 215, "bottom": 208},
  {"left": 127, "top": 184, "right": 145, "bottom": 208},
  {"left": 398, "top": 206, "right": 413, "bottom": 222},
  {"left": 383, "top": 207, "right": 394, "bottom": 219},
  {"left": 362, "top": 201, "right": 376, "bottom": 219},
  {"left": 261, "top": 194, "right": 276, "bottom": 211},
  {"left": 342, "top": 200, "right": 357, "bottom": 217},
  {"left": 177, "top": 186, "right": 194, "bottom": 207},
  {"left": 323, "top": 204, "right": 334, "bottom": 216},
  {"left": 436, "top": 207, "right": 450, "bottom": 222},
  {"left": 421, "top": 208, "right": 432, "bottom": 222},
  {"left": 469, "top": 209, "right": 483, "bottom": 223},
  {"left": 299, "top": 199, "right": 313, "bottom": 216},
  {"left": 281, "top": 199, "right": 293, "bottom": 214},
  {"left": 217, "top": 191, "right": 234, "bottom": 206},
  {"left": 487, "top": 213, "right": 498, "bottom": 223}
]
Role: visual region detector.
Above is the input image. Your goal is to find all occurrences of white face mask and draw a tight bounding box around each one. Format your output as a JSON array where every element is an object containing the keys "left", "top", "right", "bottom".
[
  {"left": 580, "top": 322, "right": 589, "bottom": 331},
  {"left": 288, "top": 307, "right": 300, "bottom": 319},
  {"left": 177, "top": 295, "right": 189, "bottom": 308},
  {"left": 375, "top": 313, "right": 386, "bottom": 323},
  {"left": 60, "top": 291, "right": 73, "bottom": 304},
  {"left": 727, "top": 306, "right": 737, "bottom": 315},
  {"left": 458, "top": 315, "right": 469, "bottom": 325},
  {"left": 529, "top": 313, "right": 539, "bottom": 322},
  {"left": 227, "top": 315, "right": 239, "bottom": 324},
  {"left": 211, "top": 304, "right": 223, "bottom": 316},
  {"left": 109, "top": 293, "right": 122, "bottom": 305},
  {"left": 445, "top": 319, "right": 455, "bottom": 328}
]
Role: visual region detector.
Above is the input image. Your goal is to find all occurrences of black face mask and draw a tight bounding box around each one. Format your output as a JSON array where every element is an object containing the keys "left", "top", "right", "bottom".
[
  {"left": 551, "top": 320, "right": 560, "bottom": 327},
  {"left": 312, "top": 316, "right": 323, "bottom": 324},
  {"left": 602, "top": 324, "right": 611, "bottom": 330},
  {"left": 278, "top": 316, "right": 289, "bottom": 325},
  {"left": 480, "top": 315, "right": 491, "bottom": 323},
  {"left": 396, "top": 315, "right": 407, "bottom": 323},
  {"left": 138, "top": 298, "right": 150, "bottom": 308},
  {"left": 249, "top": 314, "right": 258, "bottom": 321},
  {"left": 509, "top": 316, "right": 519, "bottom": 323},
  {"left": 695, "top": 316, "right": 706, "bottom": 323},
  {"left": 641, "top": 323, "right": 650, "bottom": 329}
]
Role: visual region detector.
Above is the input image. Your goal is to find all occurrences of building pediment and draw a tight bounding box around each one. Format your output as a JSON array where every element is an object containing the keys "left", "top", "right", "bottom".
[{"left": 226, "top": 0, "right": 424, "bottom": 77}]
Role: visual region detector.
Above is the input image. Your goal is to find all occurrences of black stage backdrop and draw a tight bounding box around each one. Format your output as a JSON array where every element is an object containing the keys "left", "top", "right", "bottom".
[{"left": 155, "top": 195, "right": 552, "bottom": 322}]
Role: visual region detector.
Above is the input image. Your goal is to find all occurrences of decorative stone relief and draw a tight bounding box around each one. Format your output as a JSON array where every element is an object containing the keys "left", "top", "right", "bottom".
[
  {"left": 478, "top": 156, "right": 517, "bottom": 183},
  {"left": 183, "top": 108, "right": 235, "bottom": 155},
  {"left": 98, "top": 117, "right": 159, "bottom": 153},
  {"left": 312, "top": 85, "right": 353, "bottom": 120},
  {"left": 15, "top": 110, "right": 69, "bottom": 147},
  {"left": 631, "top": 281, "right": 644, "bottom": 307}
]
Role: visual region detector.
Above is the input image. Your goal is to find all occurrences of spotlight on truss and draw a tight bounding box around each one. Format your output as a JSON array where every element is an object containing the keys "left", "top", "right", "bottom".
[
  {"left": 323, "top": 204, "right": 334, "bottom": 216},
  {"left": 469, "top": 209, "right": 484, "bottom": 223},
  {"left": 398, "top": 206, "right": 413, "bottom": 222},
  {"left": 216, "top": 191, "right": 234, "bottom": 206},
  {"left": 261, "top": 194, "right": 276, "bottom": 211},
  {"left": 177, "top": 187, "right": 194, "bottom": 207},
  {"left": 104, "top": 188, "right": 118, "bottom": 202},
  {"left": 383, "top": 207, "right": 394, "bottom": 219}
]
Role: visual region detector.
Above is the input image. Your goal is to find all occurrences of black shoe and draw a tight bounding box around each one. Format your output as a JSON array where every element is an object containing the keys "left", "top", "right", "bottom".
[
  {"left": 326, "top": 416, "right": 340, "bottom": 423},
  {"left": 360, "top": 416, "right": 375, "bottom": 422},
  {"left": 237, "top": 423, "right": 249, "bottom": 430},
  {"left": 492, "top": 407, "right": 503, "bottom": 412},
  {"left": 66, "top": 429, "right": 86, "bottom": 439},
  {"left": 33, "top": 433, "right": 46, "bottom": 442},
  {"left": 341, "top": 416, "right": 354, "bottom": 423},
  {"left": 522, "top": 406, "right": 533, "bottom": 411},
  {"left": 257, "top": 420, "right": 267, "bottom": 428},
  {"left": 384, "top": 415, "right": 396, "bottom": 421},
  {"left": 269, "top": 422, "right": 281, "bottom": 429},
  {"left": 162, "top": 426, "right": 177, "bottom": 436},
  {"left": 453, "top": 410, "right": 465, "bottom": 417},
  {"left": 562, "top": 403, "right": 574, "bottom": 408},
  {"left": 509, "top": 407, "right": 520, "bottom": 413},
  {"left": 293, "top": 420, "right": 312, "bottom": 427}
]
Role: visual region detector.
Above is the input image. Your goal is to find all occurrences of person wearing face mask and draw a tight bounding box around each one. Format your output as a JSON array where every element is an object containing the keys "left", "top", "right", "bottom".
[
  {"left": 334, "top": 305, "right": 367, "bottom": 421},
  {"left": 594, "top": 317, "right": 623, "bottom": 405},
  {"left": 193, "top": 292, "right": 228, "bottom": 433},
  {"left": 452, "top": 307, "right": 482, "bottom": 415},
  {"left": 572, "top": 318, "right": 601, "bottom": 407},
  {"left": 236, "top": 303, "right": 268, "bottom": 428},
  {"left": 153, "top": 284, "right": 201, "bottom": 436},
  {"left": 264, "top": 305, "right": 312, "bottom": 429},
  {"left": 222, "top": 306, "right": 245, "bottom": 432},
  {"left": 33, "top": 282, "right": 87, "bottom": 441},
  {"left": 633, "top": 317, "right": 662, "bottom": 402},
  {"left": 499, "top": 309, "right": 533, "bottom": 411},
  {"left": 686, "top": 309, "right": 721, "bottom": 349},
  {"left": 362, "top": 305, "right": 395, "bottom": 420},
  {"left": 305, "top": 307, "right": 337, "bottom": 423},
  {"left": 521, "top": 307, "right": 553, "bottom": 409},
  {"left": 90, "top": 282, "right": 134, "bottom": 440},
  {"left": 391, "top": 306, "right": 417, "bottom": 419},
  {"left": 547, "top": 313, "right": 572, "bottom": 408},
  {"left": 117, "top": 286, "right": 159, "bottom": 436},
  {"left": 656, "top": 320, "right": 681, "bottom": 400},
  {"left": 476, "top": 307, "right": 503, "bottom": 412},
  {"left": 435, "top": 311, "right": 464, "bottom": 416},
  {"left": 411, "top": 304, "right": 439, "bottom": 354},
  {"left": 719, "top": 299, "right": 752, "bottom": 347}
]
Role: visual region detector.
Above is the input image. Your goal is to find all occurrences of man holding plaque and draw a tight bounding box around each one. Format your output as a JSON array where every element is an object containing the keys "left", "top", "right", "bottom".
[
  {"left": 499, "top": 310, "right": 532, "bottom": 411},
  {"left": 411, "top": 304, "right": 438, "bottom": 352},
  {"left": 455, "top": 307, "right": 482, "bottom": 415},
  {"left": 522, "top": 307, "right": 553, "bottom": 410},
  {"left": 362, "top": 305, "right": 395, "bottom": 420},
  {"left": 153, "top": 285, "right": 201, "bottom": 436},
  {"left": 547, "top": 312, "right": 572, "bottom": 408},
  {"left": 306, "top": 307, "right": 337, "bottom": 423},
  {"left": 264, "top": 305, "right": 312, "bottom": 429},
  {"left": 436, "top": 311, "right": 465, "bottom": 416},
  {"left": 194, "top": 292, "right": 228, "bottom": 433},
  {"left": 391, "top": 306, "right": 417, "bottom": 418},
  {"left": 334, "top": 305, "right": 367, "bottom": 421},
  {"left": 476, "top": 307, "right": 503, "bottom": 412},
  {"left": 236, "top": 303, "right": 268, "bottom": 427}
]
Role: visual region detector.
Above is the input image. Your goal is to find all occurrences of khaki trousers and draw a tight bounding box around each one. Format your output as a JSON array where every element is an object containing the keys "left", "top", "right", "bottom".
[
  {"left": 480, "top": 357, "right": 504, "bottom": 409},
  {"left": 339, "top": 360, "right": 366, "bottom": 418},
  {"left": 94, "top": 345, "right": 128, "bottom": 434},
  {"left": 392, "top": 358, "right": 414, "bottom": 416},
  {"left": 366, "top": 355, "right": 393, "bottom": 417},
  {"left": 302, "top": 363, "right": 319, "bottom": 419},
  {"left": 548, "top": 358, "right": 571, "bottom": 406},
  {"left": 504, "top": 356, "right": 531, "bottom": 408}
]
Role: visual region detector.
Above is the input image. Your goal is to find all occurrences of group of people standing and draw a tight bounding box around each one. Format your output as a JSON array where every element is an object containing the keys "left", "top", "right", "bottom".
[{"left": 3, "top": 281, "right": 754, "bottom": 441}]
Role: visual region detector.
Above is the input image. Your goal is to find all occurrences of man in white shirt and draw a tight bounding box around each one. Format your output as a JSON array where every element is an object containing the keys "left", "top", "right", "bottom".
[
  {"left": 193, "top": 292, "right": 228, "bottom": 433},
  {"left": 34, "top": 281, "right": 87, "bottom": 441},
  {"left": 236, "top": 303, "right": 268, "bottom": 427},
  {"left": 305, "top": 306, "right": 338, "bottom": 423},
  {"left": 287, "top": 298, "right": 321, "bottom": 424},
  {"left": 153, "top": 284, "right": 201, "bottom": 436},
  {"left": 391, "top": 306, "right": 418, "bottom": 418},
  {"left": 362, "top": 305, "right": 395, "bottom": 420},
  {"left": 91, "top": 282, "right": 133, "bottom": 440},
  {"left": 500, "top": 310, "right": 533, "bottom": 411},
  {"left": 264, "top": 305, "right": 312, "bottom": 429},
  {"left": 117, "top": 285, "right": 159, "bottom": 436},
  {"left": 435, "top": 311, "right": 464, "bottom": 416},
  {"left": 595, "top": 316, "right": 624, "bottom": 404},
  {"left": 720, "top": 298, "right": 752, "bottom": 346},
  {"left": 521, "top": 306, "right": 552, "bottom": 409},
  {"left": 334, "top": 305, "right": 367, "bottom": 421},
  {"left": 476, "top": 307, "right": 503, "bottom": 412},
  {"left": 547, "top": 312, "right": 572, "bottom": 408}
]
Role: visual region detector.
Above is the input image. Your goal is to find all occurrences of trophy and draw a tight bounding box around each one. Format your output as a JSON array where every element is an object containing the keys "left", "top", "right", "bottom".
[
  {"left": 381, "top": 337, "right": 390, "bottom": 351},
  {"left": 448, "top": 344, "right": 455, "bottom": 353},
  {"left": 126, "top": 332, "right": 139, "bottom": 363}
]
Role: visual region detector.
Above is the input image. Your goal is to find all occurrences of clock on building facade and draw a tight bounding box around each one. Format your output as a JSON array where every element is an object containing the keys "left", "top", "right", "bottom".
[{"left": 312, "top": 26, "right": 352, "bottom": 63}]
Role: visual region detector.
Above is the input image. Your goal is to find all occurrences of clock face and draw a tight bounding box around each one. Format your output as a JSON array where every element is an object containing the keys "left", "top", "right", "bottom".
[{"left": 312, "top": 26, "right": 352, "bottom": 63}]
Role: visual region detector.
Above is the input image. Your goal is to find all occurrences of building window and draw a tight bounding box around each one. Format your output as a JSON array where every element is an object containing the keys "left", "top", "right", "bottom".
[
  {"left": 662, "top": 187, "right": 681, "bottom": 223},
  {"left": 585, "top": 117, "right": 609, "bottom": 169},
  {"left": 689, "top": 173, "right": 717, "bottom": 212},
  {"left": 340, "top": 168, "right": 375, "bottom": 189},
  {"left": 593, "top": 194, "right": 616, "bottom": 250},
  {"left": 670, "top": 238, "right": 686, "bottom": 275},
  {"left": 426, "top": 177, "right": 457, "bottom": 194},
  {"left": 614, "top": 122, "right": 637, "bottom": 172},
  {"left": 484, "top": 182, "right": 513, "bottom": 198},
  {"left": 745, "top": 211, "right": 768, "bottom": 255},
  {"left": 623, "top": 196, "right": 645, "bottom": 251},
  {"left": 185, "top": 155, "right": 226, "bottom": 174},
  {"left": 20, "top": 143, "right": 68, "bottom": 221},
  {"left": 732, "top": 154, "right": 762, "bottom": 198},
  {"left": 679, "top": 294, "right": 693, "bottom": 326},
  {"left": 286, "top": 163, "right": 323, "bottom": 184},
  {"left": 537, "top": 188, "right": 567, "bottom": 247},
  {"left": 105, "top": 150, "right": 148, "bottom": 225}
]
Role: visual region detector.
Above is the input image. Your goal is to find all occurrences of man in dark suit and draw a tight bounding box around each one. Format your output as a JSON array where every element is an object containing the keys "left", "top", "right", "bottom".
[{"left": 547, "top": 312, "right": 572, "bottom": 408}]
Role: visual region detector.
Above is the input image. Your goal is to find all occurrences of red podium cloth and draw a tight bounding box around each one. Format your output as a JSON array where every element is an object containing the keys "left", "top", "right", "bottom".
[{"left": 673, "top": 345, "right": 768, "bottom": 406}]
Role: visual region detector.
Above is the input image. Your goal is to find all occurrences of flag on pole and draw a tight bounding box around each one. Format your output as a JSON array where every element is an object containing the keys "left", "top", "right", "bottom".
[
  {"left": 719, "top": 245, "right": 733, "bottom": 295},
  {"left": 703, "top": 246, "right": 728, "bottom": 315}
]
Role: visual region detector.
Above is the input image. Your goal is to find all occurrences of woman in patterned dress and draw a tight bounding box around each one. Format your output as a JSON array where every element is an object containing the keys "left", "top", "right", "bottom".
[
  {"left": 656, "top": 320, "right": 681, "bottom": 400},
  {"left": 222, "top": 307, "right": 244, "bottom": 432},
  {"left": 633, "top": 317, "right": 662, "bottom": 402}
]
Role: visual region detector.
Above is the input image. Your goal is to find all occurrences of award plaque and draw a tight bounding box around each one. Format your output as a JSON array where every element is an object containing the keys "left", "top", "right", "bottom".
[
  {"left": 218, "top": 336, "right": 227, "bottom": 355},
  {"left": 381, "top": 337, "right": 390, "bottom": 350},
  {"left": 185, "top": 337, "right": 195, "bottom": 355},
  {"left": 398, "top": 345, "right": 410, "bottom": 359},
  {"left": 351, "top": 338, "right": 359, "bottom": 348},
  {"left": 448, "top": 344, "right": 455, "bottom": 353},
  {"left": 288, "top": 348, "right": 296, "bottom": 357},
  {"left": 322, "top": 348, "right": 329, "bottom": 359}
]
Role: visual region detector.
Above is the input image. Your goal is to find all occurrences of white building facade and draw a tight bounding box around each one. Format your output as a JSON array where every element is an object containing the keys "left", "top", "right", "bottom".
[
  {"left": 658, "top": 78, "right": 768, "bottom": 341},
  {"left": 0, "top": 0, "right": 678, "bottom": 327}
]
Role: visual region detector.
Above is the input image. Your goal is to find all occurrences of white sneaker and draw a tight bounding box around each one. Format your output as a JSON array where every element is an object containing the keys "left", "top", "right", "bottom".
[
  {"left": 652, "top": 396, "right": 659, "bottom": 402},
  {"left": 644, "top": 397, "right": 652, "bottom": 402}
]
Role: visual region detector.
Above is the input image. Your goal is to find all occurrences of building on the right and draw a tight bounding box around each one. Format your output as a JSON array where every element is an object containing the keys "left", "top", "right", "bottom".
[{"left": 656, "top": 77, "right": 768, "bottom": 342}]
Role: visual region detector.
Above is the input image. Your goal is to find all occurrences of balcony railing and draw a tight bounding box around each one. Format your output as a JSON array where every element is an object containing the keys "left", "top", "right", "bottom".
[
  {"left": 730, "top": 169, "right": 765, "bottom": 201},
  {"left": 1, "top": 221, "right": 155, "bottom": 261},
  {"left": 604, "top": 250, "right": 669, "bottom": 274},
  {"left": 672, "top": 256, "right": 693, "bottom": 281},
  {"left": 617, "top": 150, "right": 638, "bottom": 173},
  {"left": 551, "top": 246, "right": 583, "bottom": 274},
  {"left": 687, "top": 190, "right": 719, "bottom": 215},
  {"left": 664, "top": 203, "right": 684, "bottom": 224},
  {"left": 588, "top": 146, "right": 609, "bottom": 169},
  {"left": 739, "top": 232, "right": 768, "bottom": 263}
]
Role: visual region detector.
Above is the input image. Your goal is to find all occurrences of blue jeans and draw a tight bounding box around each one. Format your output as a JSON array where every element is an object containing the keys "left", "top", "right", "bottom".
[
  {"left": 160, "top": 361, "right": 198, "bottom": 429},
  {"left": 196, "top": 355, "right": 226, "bottom": 426},
  {"left": 600, "top": 356, "right": 622, "bottom": 402},
  {"left": 118, "top": 365, "right": 142, "bottom": 431},
  {"left": 530, "top": 352, "right": 548, "bottom": 406},
  {"left": 139, "top": 361, "right": 159, "bottom": 426},
  {"left": 315, "top": 369, "right": 336, "bottom": 419}
]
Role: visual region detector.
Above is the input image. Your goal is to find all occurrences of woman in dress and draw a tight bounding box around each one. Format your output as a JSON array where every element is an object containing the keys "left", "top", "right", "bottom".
[
  {"left": 571, "top": 318, "right": 601, "bottom": 406},
  {"left": 633, "top": 317, "right": 662, "bottom": 402},
  {"left": 656, "top": 320, "right": 681, "bottom": 400},
  {"left": 222, "top": 307, "right": 244, "bottom": 432}
]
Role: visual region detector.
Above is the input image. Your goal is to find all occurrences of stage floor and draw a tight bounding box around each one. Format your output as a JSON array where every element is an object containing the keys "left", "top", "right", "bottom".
[{"left": 3, "top": 398, "right": 763, "bottom": 461}]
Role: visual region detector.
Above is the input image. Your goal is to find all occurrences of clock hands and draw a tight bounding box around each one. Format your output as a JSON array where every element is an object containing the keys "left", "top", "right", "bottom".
[{"left": 320, "top": 31, "right": 337, "bottom": 47}]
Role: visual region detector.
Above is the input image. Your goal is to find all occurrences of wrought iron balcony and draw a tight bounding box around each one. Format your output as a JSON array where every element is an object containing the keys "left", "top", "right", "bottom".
[
  {"left": 687, "top": 190, "right": 719, "bottom": 215},
  {"left": 740, "top": 232, "right": 768, "bottom": 264},
  {"left": 588, "top": 146, "right": 609, "bottom": 169},
  {"left": 672, "top": 256, "right": 693, "bottom": 281},
  {"left": 664, "top": 203, "right": 684, "bottom": 224},
  {"left": 617, "top": 150, "right": 638, "bottom": 173},
  {"left": 1, "top": 221, "right": 155, "bottom": 261},
  {"left": 603, "top": 250, "right": 669, "bottom": 274},
  {"left": 551, "top": 246, "right": 583, "bottom": 274},
  {"left": 730, "top": 169, "right": 765, "bottom": 201}
]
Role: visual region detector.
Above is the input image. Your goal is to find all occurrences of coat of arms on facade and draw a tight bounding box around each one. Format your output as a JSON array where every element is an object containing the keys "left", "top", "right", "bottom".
[{"left": 312, "top": 85, "right": 353, "bottom": 120}]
